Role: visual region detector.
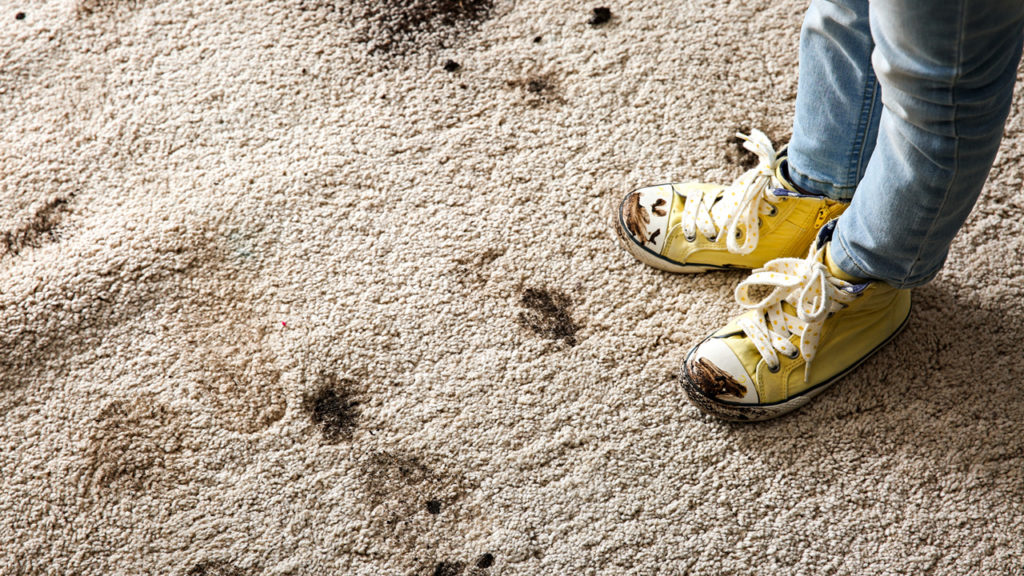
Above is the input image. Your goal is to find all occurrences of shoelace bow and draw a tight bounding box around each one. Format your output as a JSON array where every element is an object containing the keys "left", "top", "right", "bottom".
[
  {"left": 672, "top": 129, "right": 783, "bottom": 255},
  {"left": 734, "top": 245, "right": 859, "bottom": 381}
]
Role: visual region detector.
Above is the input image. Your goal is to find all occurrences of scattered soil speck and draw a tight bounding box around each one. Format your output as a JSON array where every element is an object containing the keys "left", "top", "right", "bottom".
[
  {"left": 433, "top": 561, "right": 465, "bottom": 576},
  {"left": 443, "top": 59, "right": 461, "bottom": 72},
  {"left": 588, "top": 6, "right": 611, "bottom": 26},
  {"left": 360, "top": 449, "right": 475, "bottom": 542},
  {"left": 303, "top": 374, "right": 361, "bottom": 443},
  {"left": 475, "top": 553, "right": 495, "bottom": 569},
  {"left": 15, "top": 11, "right": 25, "bottom": 19},
  {"left": 517, "top": 287, "right": 580, "bottom": 346},
  {"left": 533, "top": 35, "right": 542, "bottom": 43},
  {"left": 368, "top": 451, "right": 432, "bottom": 486}
]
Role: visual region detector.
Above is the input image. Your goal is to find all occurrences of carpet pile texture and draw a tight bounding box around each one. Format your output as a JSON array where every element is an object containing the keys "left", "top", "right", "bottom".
[{"left": 2, "top": 0, "right": 1023, "bottom": 574}]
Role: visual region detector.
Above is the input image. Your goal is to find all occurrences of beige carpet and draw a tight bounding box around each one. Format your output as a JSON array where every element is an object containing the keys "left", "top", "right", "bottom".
[{"left": 2, "top": 0, "right": 1023, "bottom": 574}]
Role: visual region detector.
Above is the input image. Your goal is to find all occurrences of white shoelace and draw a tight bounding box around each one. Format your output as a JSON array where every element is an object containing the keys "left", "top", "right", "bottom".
[
  {"left": 734, "top": 244, "right": 859, "bottom": 381},
  {"left": 671, "top": 129, "right": 783, "bottom": 255}
]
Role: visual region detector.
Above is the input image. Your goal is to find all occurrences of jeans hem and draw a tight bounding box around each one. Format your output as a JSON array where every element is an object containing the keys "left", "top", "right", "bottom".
[
  {"left": 833, "top": 227, "right": 939, "bottom": 289},
  {"left": 787, "top": 161, "right": 858, "bottom": 201}
]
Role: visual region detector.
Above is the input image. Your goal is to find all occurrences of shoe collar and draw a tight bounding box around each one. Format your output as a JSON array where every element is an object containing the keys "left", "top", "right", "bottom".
[{"left": 815, "top": 220, "right": 871, "bottom": 292}]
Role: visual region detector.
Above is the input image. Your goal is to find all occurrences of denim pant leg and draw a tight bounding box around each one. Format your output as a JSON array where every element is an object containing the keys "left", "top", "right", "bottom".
[
  {"left": 788, "top": 0, "right": 880, "bottom": 201},
  {"left": 830, "top": 0, "right": 1024, "bottom": 288}
]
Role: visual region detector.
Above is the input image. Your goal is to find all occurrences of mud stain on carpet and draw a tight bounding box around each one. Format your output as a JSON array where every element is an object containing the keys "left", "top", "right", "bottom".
[
  {"left": 517, "top": 287, "right": 580, "bottom": 346},
  {"left": 302, "top": 373, "right": 362, "bottom": 443},
  {"left": 79, "top": 396, "right": 187, "bottom": 496},
  {"left": 357, "top": 448, "right": 480, "bottom": 559},
  {"left": 184, "top": 560, "right": 251, "bottom": 576},
  {"left": 1, "top": 194, "right": 74, "bottom": 259},
  {"left": 298, "top": 0, "right": 494, "bottom": 58},
  {"left": 185, "top": 326, "right": 287, "bottom": 435}
]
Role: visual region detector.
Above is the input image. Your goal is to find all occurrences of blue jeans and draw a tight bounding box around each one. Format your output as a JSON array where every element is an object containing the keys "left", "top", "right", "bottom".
[{"left": 787, "top": 0, "right": 1024, "bottom": 288}]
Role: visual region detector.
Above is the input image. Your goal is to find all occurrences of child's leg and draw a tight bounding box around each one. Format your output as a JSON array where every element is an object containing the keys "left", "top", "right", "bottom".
[
  {"left": 788, "top": 0, "right": 879, "bottom": 201},
  {"left": 832, "top": 0, "right": 1024, "bottom": 288}
]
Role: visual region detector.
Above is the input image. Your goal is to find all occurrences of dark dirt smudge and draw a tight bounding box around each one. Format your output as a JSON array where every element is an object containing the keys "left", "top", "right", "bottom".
[
  {"left": 517, "top": 287, "right": 580, "bottom": 346},
  {"left": 1, "top": 194, "right": 74, "bottom": 259},
  {"left": 299, "top": 0, "right": 494, "bottom": 57},
  {"left": 75, "top": 0, "right": 143, "bottom": 17},
  {"left": 356, "top": 449, "right": 482, "bottom": 572},
  {"left": 302, "top": 374, "right": 361, "bottom": 443},
  {"left": 507, "top": 73, "right": 564, "bottom": 106},
  {"left": 185, "top": 560, "right": 249, "bottom": 576},
  {"left": 359, "top": 449, "right": 477, "bottom": 542},
  {"left": 433, "top": 561, "right": 466, "bottom": 576},
  {"left": 475, "top": 553, "right": 495, "bottom": 569},
  {"left": 366, "top": 451, "right": 434, "bottom": 492}
]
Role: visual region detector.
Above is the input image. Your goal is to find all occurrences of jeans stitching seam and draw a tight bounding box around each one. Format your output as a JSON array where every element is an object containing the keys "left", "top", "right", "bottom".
[
  {"left": 854, "top": 74, "right": 880, "bottom": 182},
  {"left": 849, "top": 71, "right": 877, "bottom": 186}
]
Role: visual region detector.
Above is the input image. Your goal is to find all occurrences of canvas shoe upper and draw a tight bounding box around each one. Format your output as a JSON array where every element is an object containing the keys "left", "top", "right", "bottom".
[
  {"left": 615, "top": 130, "right": 849, "bottom": 272},
  {"left": 680, "top": 221, "right": 912, "bottom": 421}
]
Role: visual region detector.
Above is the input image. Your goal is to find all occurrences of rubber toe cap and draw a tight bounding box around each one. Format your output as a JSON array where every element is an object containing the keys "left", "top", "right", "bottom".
[
  {"left": 685, "top": 337, "right": 759, "bottom": 404},
  {"left": 618, "top": 185, "right": 673, "bottom": 253}
]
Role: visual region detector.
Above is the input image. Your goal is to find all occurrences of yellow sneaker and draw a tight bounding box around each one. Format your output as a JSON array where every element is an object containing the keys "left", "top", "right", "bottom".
[
  {"left": 681, "top": 222, "right": 912, "bottom": 421},
  {"left": 615, "top": 130, "right": 849, "bottom": 272}
]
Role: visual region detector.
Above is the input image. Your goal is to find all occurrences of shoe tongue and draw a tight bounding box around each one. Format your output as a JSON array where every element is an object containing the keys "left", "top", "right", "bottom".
[{"left": 824, "top": 243, "right": 864, "bottom": 283}]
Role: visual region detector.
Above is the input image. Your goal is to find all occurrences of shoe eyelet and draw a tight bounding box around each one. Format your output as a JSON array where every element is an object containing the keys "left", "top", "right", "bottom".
[
  {"left": 768, "top": 205, "right": 778, "bottom": 217},
  {"left": 706, "top": 234, "right": 718, "bottom": 242},
  {"left": 685, "top": 233, "right": 697, "bottom": 242},
  {"left": 757, "top": 217, "right": 763, "bottom": 228},
  {"left": 735, "top": 229, "right": 743, "bottom": 240},
  {"left": 766, "top": 362, "right": 780, "bottom": 373},
  {"left": 786, "top": 350, "right": 800, "bottom": 359}
]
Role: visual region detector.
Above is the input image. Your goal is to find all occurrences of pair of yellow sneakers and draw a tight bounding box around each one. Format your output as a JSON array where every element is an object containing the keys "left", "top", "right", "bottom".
[{"left": 615, "top": 131, "right": 911, "bottom": 421}]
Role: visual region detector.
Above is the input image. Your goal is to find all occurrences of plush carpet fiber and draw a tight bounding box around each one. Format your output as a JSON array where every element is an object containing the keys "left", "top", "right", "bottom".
[{"left": 2, "top": 0, "right": 1023, "bottom": 574}]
